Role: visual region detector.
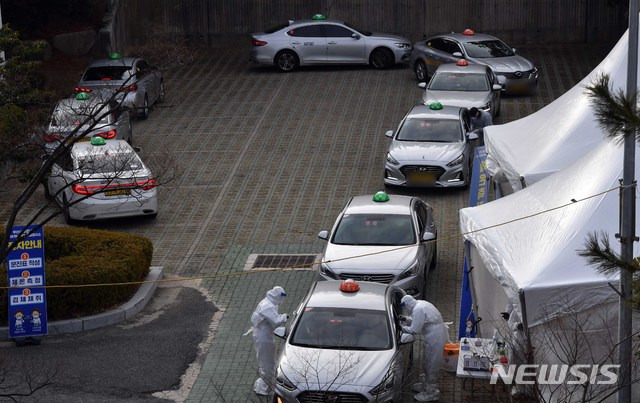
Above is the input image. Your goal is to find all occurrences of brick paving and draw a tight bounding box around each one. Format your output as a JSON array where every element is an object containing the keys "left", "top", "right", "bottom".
[{"left": 0, "top": 38, "right": 615, "bottom": 402}]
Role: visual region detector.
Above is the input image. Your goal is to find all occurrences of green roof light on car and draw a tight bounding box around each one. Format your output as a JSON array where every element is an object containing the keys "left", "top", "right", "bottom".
[
  {"left": 311, "top": 14, "right": 326, "bottom": 20},
  {"left": 109, "top": 52, "right": 123, "bottom": 60},
  {"left": 91, "top": 137, "right": 107, "bottom": 146},
  {"left": 429, "top": 102, "right": 443, "bottom": 110},
  {"left": 372, "top": 191, "right": 390, "bottom": 202},
  {"left": 75, "top": 92, "right": 90, "bottom": 101}
]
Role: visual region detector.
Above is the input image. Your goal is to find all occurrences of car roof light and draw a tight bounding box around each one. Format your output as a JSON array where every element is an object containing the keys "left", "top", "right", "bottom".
[
  {"left": 429, "top": 102, "right": 443, "bottom": 110},
  {"left": 456, "top": 59, "right": 469, "bottom": 66},
  {"left": 109, "top": 52, "right": 123, "bottom": 60},
  {"left": 339, "top": 279, "right": 360, "bottom": 293},
  {"left": 75, "top": 92, "right": 90, "bottom": 101},
  {"left": 91, "top": 137, "right": 107, "bottom": 146},
  {"left": 311, "top": 14, "right": 326, "bottom": 20},
  {"left": 372, "top": 191, "right": 390, "bottom": 202},
  {"left": 463, "top": 28, "right": 475, "bottom": 36}
]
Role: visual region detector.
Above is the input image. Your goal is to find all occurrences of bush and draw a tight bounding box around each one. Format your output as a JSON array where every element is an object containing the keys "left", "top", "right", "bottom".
[{"left": 0, "top": 226, "right": 153, "bottom": 324}]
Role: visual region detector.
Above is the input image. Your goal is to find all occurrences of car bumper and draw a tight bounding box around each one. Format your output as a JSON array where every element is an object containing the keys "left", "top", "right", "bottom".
[
  {"left": 274, "top": 382, "right": 399, "bottom": 403},
  {"left": 249, "top": 49, "right": 275, "bottom": 65},
  {"left": 68, "top": 192, "right": 157, "bottom": 221},
  {"left": 394, "top": 48, "right": 412, "bottom": 64},
  {"left": 384, "top": 162, "right": 468, "bottom": 188},
  {"left": 497, "top": 72, "right": 538, "bottom": 94}
]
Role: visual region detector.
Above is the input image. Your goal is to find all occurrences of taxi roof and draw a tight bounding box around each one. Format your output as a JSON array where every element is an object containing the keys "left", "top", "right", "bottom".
[
  {"left": 440, "top": 32, "right": 500, "bottom": 44},
  {"left": 406, "top": 104, "right": 463, "bottom": 120},
  {"left": 344, "top": 194, "right": 414, "bottom": 215},
  {"left": 71, "top": 139, "right": 134, "bottom": 159},
  {"left": 306, "top": 281, "right": 389, "bottom": 311},
  {"left": 434, "top": 63, "right": 489, "bottom": 75}
]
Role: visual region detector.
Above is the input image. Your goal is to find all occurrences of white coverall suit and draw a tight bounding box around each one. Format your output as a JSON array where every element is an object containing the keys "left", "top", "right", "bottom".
[
  {"left": 249, "top": 286, "right": 287, "bottom": 395},
  {"left": 401, "top": 295, "right": 448, "bottom": 401}
]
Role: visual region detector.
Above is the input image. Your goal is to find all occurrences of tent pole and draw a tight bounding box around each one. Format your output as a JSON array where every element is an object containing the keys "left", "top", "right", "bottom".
[{"left": 518, "top": 289, "right": 534, "bottom": 365}]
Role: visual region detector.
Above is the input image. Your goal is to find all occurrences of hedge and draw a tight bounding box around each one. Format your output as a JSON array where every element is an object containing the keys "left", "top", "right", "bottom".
[{"left": 0, "top": 226, "right": 153, "bottom": 325}]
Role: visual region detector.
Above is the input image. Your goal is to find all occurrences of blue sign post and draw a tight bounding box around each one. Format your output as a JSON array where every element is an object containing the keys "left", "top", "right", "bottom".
[{"left": 6, "top": 225, "right": 48, "bottom": 338}]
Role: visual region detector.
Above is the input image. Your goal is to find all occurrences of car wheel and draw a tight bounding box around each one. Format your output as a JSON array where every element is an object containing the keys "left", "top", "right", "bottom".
[
  {"left": 140, "top": 95, "right": 149, "bottom": 119},
  {"left": 495, "top": 101, "right": 501, "bottom": 117},
  {"left": 370, "top": 48, "right": 393, "bottom": 69},
  {"left": 429, "top": 242, "right": 438, "bottom": 271},
  {"left": 63, "top": 194, "right": 75, "bottom": 225},
  {"left": 42, "top": 182, "right": 53, "bottom": 200},
  {"left": 158, "top": 81, "right": 165, "bottom": 103},
  {"left": 146, "top": 212, "right": 158, "bottom": 219},
  {"left": 274, "top": 50, "right": 299, "bottom": 72},
  {"left": 127, "top": 120, "right": 133, "bottom": 144},
  {"left": 414, "top": 60, "right": 428, "bottom": 82}
]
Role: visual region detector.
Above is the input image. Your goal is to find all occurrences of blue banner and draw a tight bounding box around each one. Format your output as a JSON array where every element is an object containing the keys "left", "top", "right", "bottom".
[
  {"left": 7, "top": 225, "right": 48, "bottom": 338},
  {"left": 458, "top": 147, "right": 489, "bottom": 339}
]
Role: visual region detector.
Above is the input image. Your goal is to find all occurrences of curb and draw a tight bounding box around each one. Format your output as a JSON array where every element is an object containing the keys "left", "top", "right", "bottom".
[{"left": 2, "top": 266, "right": 163, "bottom": 338}]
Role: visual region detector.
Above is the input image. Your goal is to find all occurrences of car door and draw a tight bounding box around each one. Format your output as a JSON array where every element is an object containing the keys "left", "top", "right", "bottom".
[
  {"left": 322, "top": 23, "right": 366, "bottom": 63},
  {"left": 423, "top": 37, "right": 457, "bottom": 76},
  {"left": 109, "top": 100, "right": 131, "bottom": 141},
  {"left": 389, "top": 288, "right": 412, "bottom": 374},
  {"left": 287, "top": 24, "right": 327, "bottom": 64},
  {"left": 48, "top": 152, "right": 74, "bottom": 205},
  {"left": 487, "top": 68, "right": 501, "bottom": 113},
  {"left": 134, "top": 60, "right": 157, "bottom": 102},
  {"left": 416, "top": 201, "right": 436, "bottom": 268}
]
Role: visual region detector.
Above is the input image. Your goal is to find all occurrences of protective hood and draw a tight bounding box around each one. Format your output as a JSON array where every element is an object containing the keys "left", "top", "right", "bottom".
[
  {"left": 401, "top": 295, "right": 417, "bottom": 311},
  {"left": 389, "top": 140, "right": 466, "bottom": 164},
  {"left": 267, "top": 286, "right": 287, "bottom": 305}
]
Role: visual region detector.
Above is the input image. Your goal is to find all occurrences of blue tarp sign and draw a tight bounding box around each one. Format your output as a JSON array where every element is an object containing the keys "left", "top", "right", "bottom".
[
  {"left": 458, "top": 147, "right": 489, "bottom": 339},
  {"left": 7, "top": 225, "right": 48, "bottom": 338}
]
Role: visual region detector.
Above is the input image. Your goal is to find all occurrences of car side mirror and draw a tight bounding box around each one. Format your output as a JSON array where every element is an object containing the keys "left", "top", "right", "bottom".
[
  {"left": 385, "top": 130, "right": 394, "bottom": 138},
  {"left": 418, "top": 82, "right": 427, "bottom": 89},
  {"left": 422, "top": 232, "right": 436, "bottom": 242},
  {"left": 468, "top": 131, "right": 479, "bottom": 141},
  {"left": 274, "top": 326, "right": 286, "bottom": 339},
  {"left": 452, "top": 51, "right": 463, "bottom": 58},
  {"left": 352, "top": 33, "right": 361, "bottom": 40},
  {"left": 399, "top": 333, "right": 415, "bottom": 344},
  {"left": 492, "top": 84, "right": 502, "bottom": 91},
  {"left": 133, "top": 146, "right": 142, "bottom": 153},
  {"left": 318, "top": 230, "right": 329, "bottom": 240},
  {"left": 512, "top": 47, "right": 517, "bottom": 53}
]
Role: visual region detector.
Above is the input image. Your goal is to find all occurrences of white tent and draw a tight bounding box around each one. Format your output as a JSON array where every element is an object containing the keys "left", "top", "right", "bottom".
[
  {"left": 484, "top": 30, "right": 630, "bottom": 191},
  {"left": 460, "top": 140, "right": 640, "bottom": 399}
]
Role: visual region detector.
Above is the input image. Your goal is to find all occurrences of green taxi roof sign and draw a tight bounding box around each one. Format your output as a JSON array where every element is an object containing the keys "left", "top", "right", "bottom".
[
  {"left": 429, "top": 102, "right": 443, "bottom": 110},
  {"left": 109, "top": 52, "right": 123, "bottom": 60},
  {"left": 311, "top": 14, "right": 326, "bottom": 20},
  {"left": 372, "top": 191, "right": 390, "bottom": 202},
  {"left": 75, "top": 92, "right": 90, "bottom": 101},
  {"left": 91, "top": 137, "right": 106, "bottom": 146}
]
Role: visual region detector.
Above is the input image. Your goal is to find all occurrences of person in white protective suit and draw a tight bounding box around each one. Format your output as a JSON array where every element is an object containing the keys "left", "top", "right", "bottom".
[
  {"left": 247, "top": 286, "right": 288, "bottom": 395},
  {"left": 401, "top": 295, "right": 448, "bottom": 402}
]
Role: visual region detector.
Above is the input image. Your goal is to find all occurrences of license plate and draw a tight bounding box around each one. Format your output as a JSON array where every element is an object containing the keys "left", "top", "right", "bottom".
[
  {"left": 77, "top": 137, "right": 91, "bottom": 142},
  {"left": 408, "top": 172, "right": 436, "bottom": 183},
  {"left": 104, "top": 188, "right": 130, "bottom": 196}
]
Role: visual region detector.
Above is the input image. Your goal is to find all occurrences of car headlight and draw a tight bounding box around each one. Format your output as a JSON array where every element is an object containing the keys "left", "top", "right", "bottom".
[
  {"left": 480, "top": 102, "right": 490, "bottom": 111},
  {"left": 370, "top": 370, "right": 395, "bottom": 395},
  {"left": 397, "top": 262, "right": 419, "bottom": 281},
  {"left": 276, "top": 368, "right": 297, "bottom": 391},
  {"left": 386, "top": 152, "right": 399, "bottom": 166},
  {"left": 319, "top": 263, "right": 338, "bottom": 279},
  {"left": 447, "top": 153, "right": 464, "bottom": 167},
  {"left": 394, "top": 43, "right": 411, "bottom": 49}
]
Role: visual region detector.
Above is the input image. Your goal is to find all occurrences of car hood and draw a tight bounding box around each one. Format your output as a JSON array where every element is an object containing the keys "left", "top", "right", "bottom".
[
  {"left": 324, "top": 244, "right": 417, "bottom": 272},
  {"left": 478, "top": 55, "right": 534, "bottom": 72},
  {"left": 422, "top": 90, "right": 490, "bottom": 108},
  {"left": 368, "top": 32, "right": 410, "bottom": 43},
  {"left": 279, "top": 344, "right": 397, "bottom": 389},
  {"left": 388, "top": 140, "right": 466, "bottom": 164}
]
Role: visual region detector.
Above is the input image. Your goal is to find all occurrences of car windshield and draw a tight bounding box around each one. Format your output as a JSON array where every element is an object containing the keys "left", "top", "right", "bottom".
[
  {"left": 344, "top": 22, "right": 371, "bottom": 36},
  {"left": 429, "top": 73, "right": 489, "bottom": 91},
  {"left": 265, "top": 23, "right": 289, "bottom": 34},
  {"left": 332, "top": 214, "right": 415, "bottom": 245},
  {"left": 82, "top": 66, "right": 131, "bottom": 81},
  {"left": 396, "top": 118, "right": 462, "bottom": 142},
  {"left": 76, "top": 152, "right": 143, "bottom": 174},
  {"left": 463, "top": 40, "right": 515, "bottom": 58},
  {"left": 291, "top": 307, "right": 392, "bottom": 350},
  {"left": 52, "top": 104, "right": 111, "bottom": 127}
]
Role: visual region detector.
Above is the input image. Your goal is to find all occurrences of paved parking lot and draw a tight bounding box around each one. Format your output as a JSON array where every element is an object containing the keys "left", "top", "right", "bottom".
[{"left": 0, "top": 38, "right": 614, "bottom": 402}]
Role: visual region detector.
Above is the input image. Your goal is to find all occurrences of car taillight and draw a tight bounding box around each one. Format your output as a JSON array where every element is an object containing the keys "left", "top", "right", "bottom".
[
  {"left": 94, "top": 130, "right": 116, "bottom": 139},
  {"left": 44, "top": 134, "right": 61, "bottom": 142},
  {"left": 117, "top": 84, "right": 138, "bottom": 92},
  {"left": 74, "top": 87, "right": 92, "bottom": 93},
  {"left": 252, "top": 39, "right": 268, "bottom": 46},
  {"left": 72, "top": 179, "right": 156, "bottom": 195},
  {"left": 140, "top": 179, "right": 156, "bottom": 191},
  {"left": 72, "top": 184, "right": 99, "bottom": 195}
]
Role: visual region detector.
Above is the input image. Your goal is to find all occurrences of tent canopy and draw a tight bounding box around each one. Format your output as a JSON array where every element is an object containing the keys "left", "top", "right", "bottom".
[
  {"left": 460, "top": 140, "right": 639, "bottom": 326},
  {"left": 484, "top": 30, "right": 630, "bottom": 191}
]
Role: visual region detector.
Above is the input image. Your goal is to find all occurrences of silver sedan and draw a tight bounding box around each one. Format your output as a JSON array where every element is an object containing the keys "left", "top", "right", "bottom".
[
  {"left": 317, "top": 192, "right": 437, "bottom": 299},
  {"left": 77, "top": 55, "right": 164, "bottom": 119},
  {"left": 250, "top": 15, "right": 412, "bottom": 72},
  {"left": 419, "top": 62, "right": 503, "bottom": 117},
  {"left": 384, "top": 104, "right": 477, "bottom": 188},
  {"left": 410, "top": 30, "right": 538, "bottom": 93},
  {"left": 273, "top": 280, "right": 414, "bottom": 402}
]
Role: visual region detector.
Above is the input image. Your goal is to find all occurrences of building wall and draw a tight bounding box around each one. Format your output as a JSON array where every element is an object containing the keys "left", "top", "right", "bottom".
[{"left": 114, "top": 0, "right": 627, "bottom": 50}]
